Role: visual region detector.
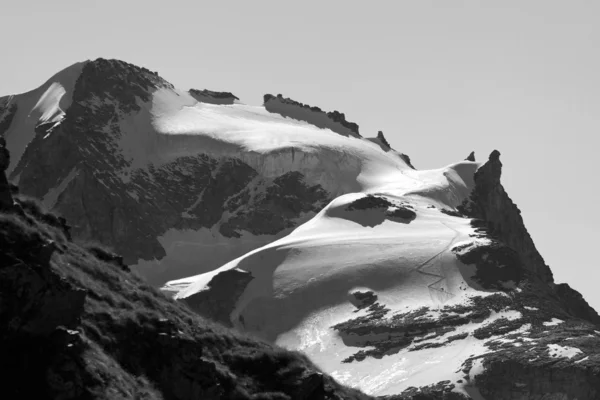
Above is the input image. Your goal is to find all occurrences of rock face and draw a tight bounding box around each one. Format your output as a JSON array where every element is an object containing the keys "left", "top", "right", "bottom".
[
  {"left": 263, "top": 93, "right": 361, "bottom": 137},
  {"left": 458, "top": 150, "right": 600, "bottom": 325},
  {"left": 188, "top": 88, "right": 239, "bottom": 104},
  {"left": 377, "top": 131, "right": 391, "bottom": 148},
  {"left": 458, "top": 150, "right": 554, "bottom": 284},
  {"left": 0, "top": 137, "right": 13, "bottom": 209}
]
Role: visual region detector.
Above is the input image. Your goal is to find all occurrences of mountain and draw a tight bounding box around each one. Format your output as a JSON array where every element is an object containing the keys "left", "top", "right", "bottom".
[
  {"left": 2, "top": 58, "right": 600, "bottom": 399},
  {"left": 0, "top": 58, "right": 412, "bottom": 287},
  {"left": 172, "top": 149, "right": 600, "bottom": 398},
  {"left": 0, "top": 137, "right": 369, "bottom": 399}
]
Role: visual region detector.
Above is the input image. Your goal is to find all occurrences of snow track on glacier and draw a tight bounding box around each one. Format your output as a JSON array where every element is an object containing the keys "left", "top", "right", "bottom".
[{"left": 415, "top": 221, "right": 460, "bottom": 304}]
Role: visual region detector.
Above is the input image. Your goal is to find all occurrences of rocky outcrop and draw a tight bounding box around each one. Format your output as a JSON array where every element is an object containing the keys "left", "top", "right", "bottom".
[
  {"left": 555, "top": 283, "right": 600, "bottom": 325},
  {"left": 377, "top": 131, "right": 390, "bottom": 148},
  {"left": 345, "top": 194, "right": 416, "bottom": 223},
  {"left": 465, "top": 151, "right": 475, "bottom": 162},
  {"left": 188, "top": 88, "right": 239, "bottom": 104},
  {"left": 0, "top": 137, "right": 13, "bottom": 209},
  {"left": 458, "top": 150, "right": 554, "bottom": 284},
  {"left": 452, "top": 239, "right": 522, "bottom": 291},
  {"left": 182, "top": 268, "right": 254, "bottom": 326},
  {"left": 458, "top": 150, "right": 600, "bottom": 325},
  {"left": 264, "top": 93, "right": 361, "bottom": 137}
]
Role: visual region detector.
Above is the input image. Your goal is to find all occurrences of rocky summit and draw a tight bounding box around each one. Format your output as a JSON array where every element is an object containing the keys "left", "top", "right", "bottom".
[{"left": 2, "top": 58, "right": 600, "bottom": 399}]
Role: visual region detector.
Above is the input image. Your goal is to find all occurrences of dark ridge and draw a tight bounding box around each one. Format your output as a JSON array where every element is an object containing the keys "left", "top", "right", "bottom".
[
  {"left": 458, "top": 150, "right": 600, "bottom": 325},
  {"left": 465, "top": 151, "right": 475, "bottom": 162},
  {"left": 377, "top": 131, "right": 390, "bottom": 148},
  {"left": 90, "top": 57, "right": 163, "bottom": 78},
  {"left": 189, "top": 88, "right": 239, "bottom": 105},
  {"left": 399, "top": 153, "right": 416, "bottom": 169},
  {"left": 263, "top": 93, "right": 361, "bottom": 137},
  {"left": 458, "top": 150, "right": 554, "bottom": 283},
  {"left": 0, "top": 101, "right": 18, "bottom": 137}
]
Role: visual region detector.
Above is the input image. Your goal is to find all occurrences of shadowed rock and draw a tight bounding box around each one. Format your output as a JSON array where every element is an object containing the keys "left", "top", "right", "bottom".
[
  {"left": 188, "top": 88, "right": 239, "bottom": 105},
  {"left": 264, "top": 93, "right": 361, "bottom": 137},
  {"left": 377, "top": 131, "right": 391, "bottom": 148},
  {"left": 182, "top": 268, "right": 254, "bottom": 326},
  {"left": 0, "top": 137, "right": 14, "bottom": 210},
  {"left": 465, "top": 151, "right": 475, "bottom": 162},
  {"left": 458, "top": 150, "right": 554, "bottom": 283}
]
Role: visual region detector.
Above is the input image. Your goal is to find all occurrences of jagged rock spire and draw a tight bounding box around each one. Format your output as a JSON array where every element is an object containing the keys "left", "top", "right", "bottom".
[
  {"left": 465, "top": 151, "right": 476, "bottom": 162},
  {"left": 377, "top": 131, "right": 390, "bottom": 148}
]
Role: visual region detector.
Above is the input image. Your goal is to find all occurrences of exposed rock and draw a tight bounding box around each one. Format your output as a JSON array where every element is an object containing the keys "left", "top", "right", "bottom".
[
  {"left": 264, "top": 93, "right": 361, "bottom": 137},
  {"left": 555, "top": 283, "right": 600, "bottom": 325},
  {"left": 377, "top": 131, "right": 391, "bottom": 148},
  {"left": 465, "top": 151, "right": 475, "bottom": 162},
  {"left": 452, "top": 239, "right": 522, "bottom": 291},
  {"left": 400, "top": 153, "right": 416, "bottom": 169},
  {"left": 439, "top": 208, "right": 464, "bottom": 217},
  {"left": 458, "top": 150, "right": 600, "bottom": 325},
  {"left": 0, "top": 136, "right": 13, "bottom": 209},
  {"left": 182, "top": 268, "right": 254, "bottom": 326},
  {"left": 347, "top": 194, "right": 394, "bottom": 211},
  {"left": 349, "top": 291, "right": 379, "bottom": 310},
  {"left": 188, "top": 88, "right": 239, "bottom": 104},
  {"left": 220, "top": 171, "right": 329, "bottom": 237},
  {"left": 474, "top": 345, "right": 600, "bottom": 399},
  {"left": 345, "top": 194, "right": 416, "bottom": 224},
  {"left": 458, "top": 150, "right": 554, "bottom": 283}
]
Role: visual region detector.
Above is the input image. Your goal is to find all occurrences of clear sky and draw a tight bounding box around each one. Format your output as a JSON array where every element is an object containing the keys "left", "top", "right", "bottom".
[{"left": 2, "top": 1, "right": 599, "bottom": 309}]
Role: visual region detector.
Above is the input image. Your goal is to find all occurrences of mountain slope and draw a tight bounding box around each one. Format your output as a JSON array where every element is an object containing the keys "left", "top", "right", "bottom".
[
  {"left": 172, "top": 150, "right": 600, "bottom": 398},
  {"left": 3, "top": 59, "right": 600, "bottom": 399},
  {"left": 0, "top": 137, "right": 370, "bottom": 400},
  {"left": 0, "top": 58, "right": 412, "bottom": 287}
]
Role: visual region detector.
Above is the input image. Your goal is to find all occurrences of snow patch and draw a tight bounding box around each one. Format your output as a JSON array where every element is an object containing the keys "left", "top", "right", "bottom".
[
  {"left": 543, "top": 318, "right": 564, "bottom": 326},
  {"left": 547, "top": 344, "right": 582, "bottom": 359}
]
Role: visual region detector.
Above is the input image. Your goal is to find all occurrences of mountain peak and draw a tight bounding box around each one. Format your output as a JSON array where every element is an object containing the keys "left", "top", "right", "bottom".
[{"left": 87, "top": 58, "right": 161, "bottom": 78}]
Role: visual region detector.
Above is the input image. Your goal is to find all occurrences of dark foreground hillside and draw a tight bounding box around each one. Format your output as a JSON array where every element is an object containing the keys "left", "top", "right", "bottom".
[{"left": 0, "top": 140, "right": 370, "bottom": 399}]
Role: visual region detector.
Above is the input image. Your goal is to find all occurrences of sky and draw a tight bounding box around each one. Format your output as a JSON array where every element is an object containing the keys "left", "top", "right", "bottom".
[{"left": 1, "top": 1, "right": 599, "bottom": 309}]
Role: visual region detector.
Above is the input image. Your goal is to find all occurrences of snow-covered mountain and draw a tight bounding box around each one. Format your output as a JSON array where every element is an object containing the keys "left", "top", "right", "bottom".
[
  {"left": 2, "top": 58, "right": 600, "bottom": 399},
  {"left": 1, "top": 58, "right": 411, "bottom": 286}
]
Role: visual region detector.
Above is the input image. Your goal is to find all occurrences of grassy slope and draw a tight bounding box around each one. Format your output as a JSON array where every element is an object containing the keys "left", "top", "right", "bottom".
[{"left": 1, "top": 196, "right": 371, "bottom": 400}]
